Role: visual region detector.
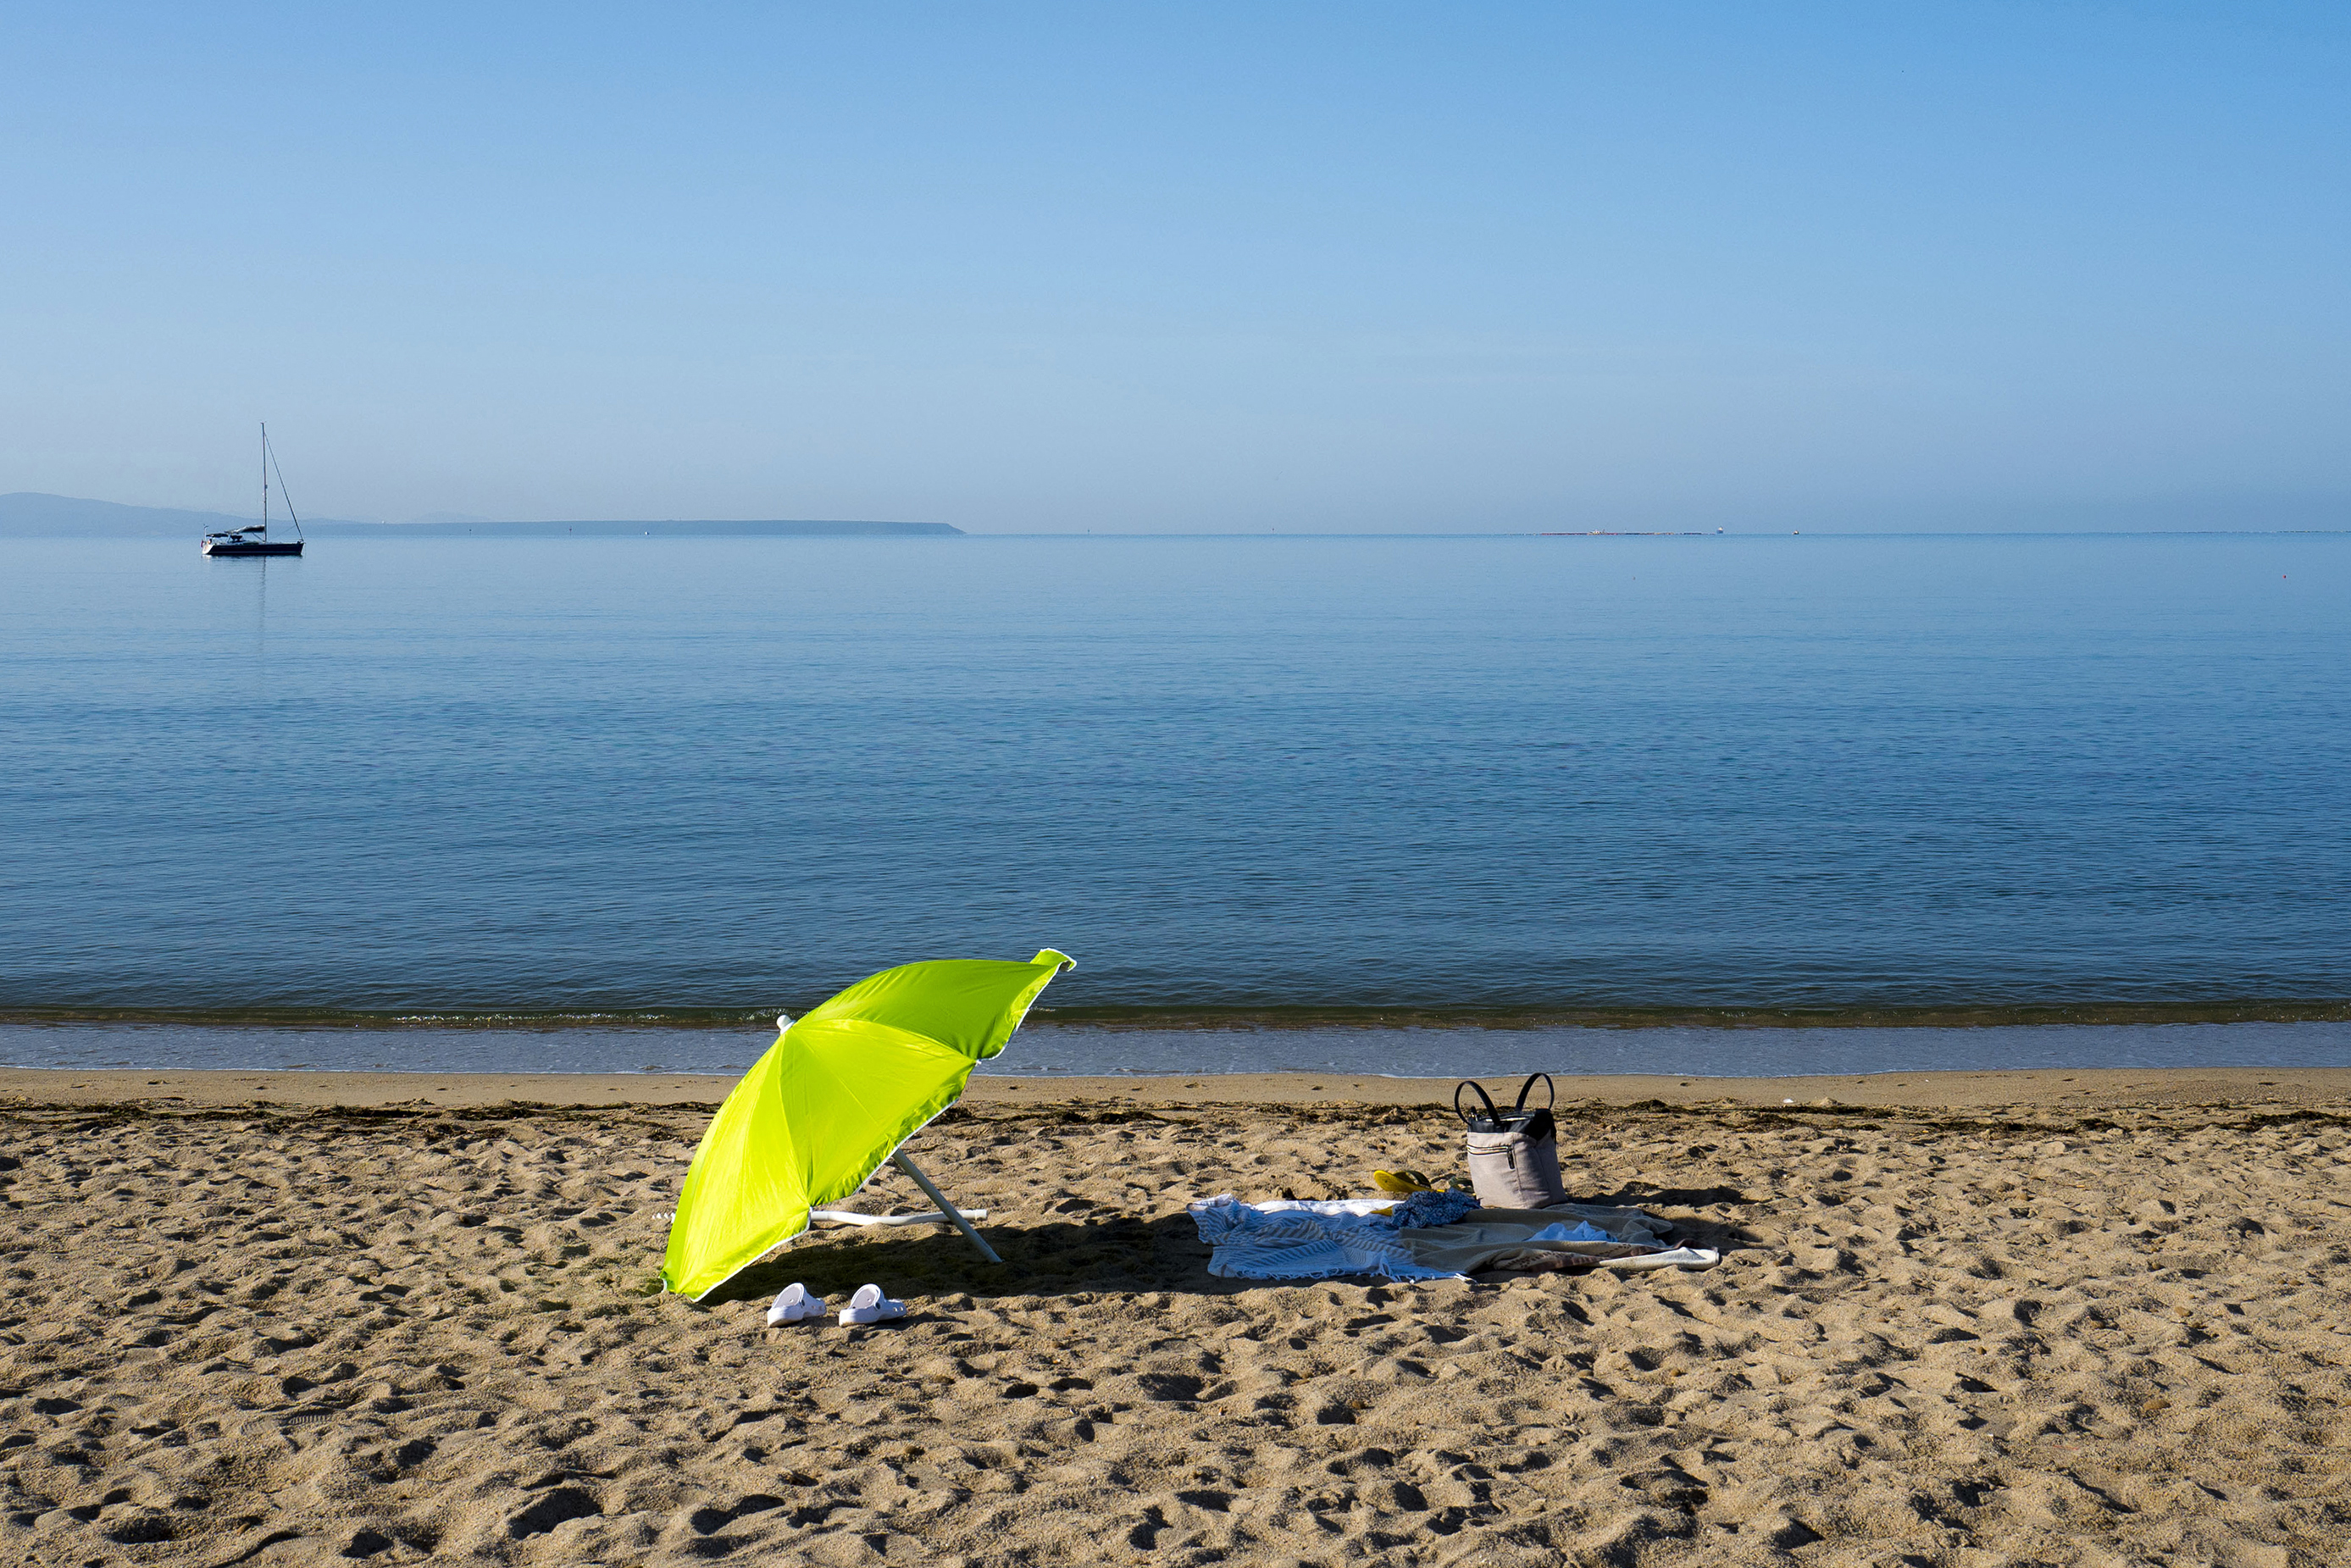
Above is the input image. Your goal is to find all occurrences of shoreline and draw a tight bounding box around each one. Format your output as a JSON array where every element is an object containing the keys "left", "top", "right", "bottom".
[
  {"left": 8, "top": 1063, "right": 2351, "bottom": 1111},
  {"left": 10, "top": 1017, "right": 2351, "bottom": 1082}
]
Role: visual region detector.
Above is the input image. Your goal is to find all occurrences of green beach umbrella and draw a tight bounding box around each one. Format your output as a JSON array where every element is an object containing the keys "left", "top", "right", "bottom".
[{"left": 662, "top": 949, "right": 1074, "bottom": 1300}]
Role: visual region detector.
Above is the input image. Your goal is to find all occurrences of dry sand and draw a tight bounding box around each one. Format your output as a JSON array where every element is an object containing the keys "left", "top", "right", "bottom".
[{"left": 1, "top": 1068, "right": 2347, "bottom": 1565}]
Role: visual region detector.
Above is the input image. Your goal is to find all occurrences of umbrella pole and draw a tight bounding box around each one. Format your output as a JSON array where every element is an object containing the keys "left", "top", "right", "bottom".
[{"left": 890, "top": 1150, "right": 1003, "bottom": 1265}]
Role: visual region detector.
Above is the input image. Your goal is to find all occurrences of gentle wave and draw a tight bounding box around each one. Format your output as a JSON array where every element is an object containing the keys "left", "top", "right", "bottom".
[
  {"left": 7, "top": 1019, "right": 2351, "bottom": 1078},
  {"left": 4, "top": 1000, "right": 2347, "bottom": 1031}
]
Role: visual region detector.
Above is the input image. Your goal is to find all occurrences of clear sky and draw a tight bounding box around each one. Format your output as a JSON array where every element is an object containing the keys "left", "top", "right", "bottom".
[{"left": 4, "top": 3, "right": 2346, "bottom": 531}]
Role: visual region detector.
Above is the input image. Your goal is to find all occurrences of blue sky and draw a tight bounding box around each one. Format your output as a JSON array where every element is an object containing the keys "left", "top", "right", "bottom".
[{"left": 3, "top": 3, "right": 2346, "bottom": 531}]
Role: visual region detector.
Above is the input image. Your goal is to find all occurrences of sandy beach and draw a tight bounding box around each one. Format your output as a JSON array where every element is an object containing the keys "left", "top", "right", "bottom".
[{"left": 3, "top": 1067, "right": 2347, "bottom": 1565}]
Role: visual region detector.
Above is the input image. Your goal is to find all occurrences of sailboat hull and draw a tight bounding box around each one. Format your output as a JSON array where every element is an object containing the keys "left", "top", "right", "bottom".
[{"left": 201, "top": 540, "right": 303, "bottom": 557}]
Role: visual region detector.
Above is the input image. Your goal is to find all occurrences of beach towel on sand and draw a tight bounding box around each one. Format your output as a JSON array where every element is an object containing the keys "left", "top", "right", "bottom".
[{"left": 1189, "top": 1197, "right": 1719, "bottom": 1281}]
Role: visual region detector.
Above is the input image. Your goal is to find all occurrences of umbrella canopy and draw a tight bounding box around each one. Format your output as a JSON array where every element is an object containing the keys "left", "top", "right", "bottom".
[{"left": 662, "top": 949, "right": 1073, "bottom": 1299}]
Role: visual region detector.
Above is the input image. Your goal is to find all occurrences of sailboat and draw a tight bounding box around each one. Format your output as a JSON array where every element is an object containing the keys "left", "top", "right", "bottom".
[{"left": 201, "top": 425, "right": 306, "bottom": 557}]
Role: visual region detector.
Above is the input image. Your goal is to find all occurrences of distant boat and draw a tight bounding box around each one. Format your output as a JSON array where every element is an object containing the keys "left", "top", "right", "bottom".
[{"left": 201, "top": 425, "right": 305, "bottom": 557}]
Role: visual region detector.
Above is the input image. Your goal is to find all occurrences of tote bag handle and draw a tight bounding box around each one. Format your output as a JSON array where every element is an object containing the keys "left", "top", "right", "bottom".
[
  {"left": 1456, "top": 1075, "right": 1556, "bottom": 1131},
  {"left": 1454, "top": 1079, "right": 1504, "bottom": 1130}
]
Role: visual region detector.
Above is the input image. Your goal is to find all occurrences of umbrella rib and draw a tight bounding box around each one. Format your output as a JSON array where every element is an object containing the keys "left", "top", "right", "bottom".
[{"left": 890, "top": 1150, "right": 1003, "bottom": 1264}]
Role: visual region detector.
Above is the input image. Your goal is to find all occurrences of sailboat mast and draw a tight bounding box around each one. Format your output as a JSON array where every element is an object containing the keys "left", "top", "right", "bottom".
[
  {"left": 260, "top": 423, "right": 269, "bottom": 537},
  {"left": 263, "top": 428, "right": 303, "bottom": 543}
]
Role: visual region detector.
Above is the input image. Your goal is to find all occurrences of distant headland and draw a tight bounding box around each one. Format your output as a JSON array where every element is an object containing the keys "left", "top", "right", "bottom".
[
  {"left": 312, "top": 518, "right": 962, "bottom": 538},
  {"left": 0, "top": 493, "right": 961, "bottom": 539}
]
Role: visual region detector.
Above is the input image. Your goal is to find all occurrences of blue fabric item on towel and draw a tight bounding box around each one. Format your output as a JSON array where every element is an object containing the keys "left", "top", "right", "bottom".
[
  {"left": 1389, "top": 1188, "right": 1481, "bottom": 1228},
  {"left": 1186, "top": 1197, "right": 1463, "bottom": 1282}
]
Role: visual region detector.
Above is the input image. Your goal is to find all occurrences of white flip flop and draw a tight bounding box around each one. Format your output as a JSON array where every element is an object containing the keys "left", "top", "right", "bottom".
[
  {"left": 766, "top": 1283, "right": 827, "bottom": 1325},
  {"left": 837, "top": 1283, "right": 907, "bottom": 1326}
]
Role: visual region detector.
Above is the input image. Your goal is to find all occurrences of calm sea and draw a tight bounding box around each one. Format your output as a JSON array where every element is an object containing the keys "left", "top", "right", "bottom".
[{"left": 3, "top": 532, "right": 2347, "bottom": 1073}]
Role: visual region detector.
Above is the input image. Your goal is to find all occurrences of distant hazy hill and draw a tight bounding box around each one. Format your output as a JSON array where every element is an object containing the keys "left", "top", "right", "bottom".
[
  {"left": 0, "top": 493, "right": 961, "bottom": 539},
  {"left": 0, "top": 492, "right": 291, "bottom": 538}
]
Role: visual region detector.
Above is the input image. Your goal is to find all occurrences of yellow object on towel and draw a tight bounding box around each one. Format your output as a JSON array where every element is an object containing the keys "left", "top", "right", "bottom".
[{"left": 1372, "top": 1168, "right": 1436, "bottom": 1194}]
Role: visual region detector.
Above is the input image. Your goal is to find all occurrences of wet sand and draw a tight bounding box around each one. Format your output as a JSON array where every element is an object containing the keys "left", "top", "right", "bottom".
[{"left": 2, "top": 1069, "right": 2346, "bottom": 1565}]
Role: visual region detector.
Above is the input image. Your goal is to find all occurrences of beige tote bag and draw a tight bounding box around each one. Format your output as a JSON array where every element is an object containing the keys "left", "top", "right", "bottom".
[{"left": 1456, "top": 1073, "right": 1569, "bottom": 1210}]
